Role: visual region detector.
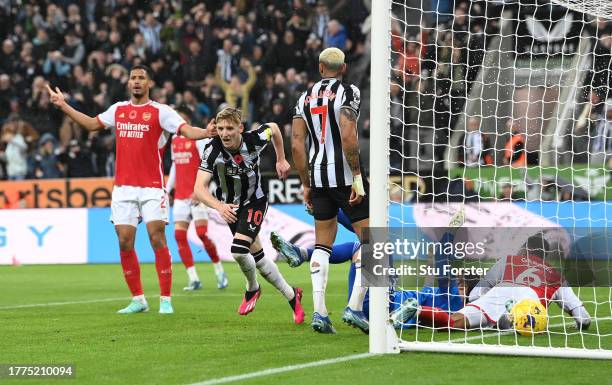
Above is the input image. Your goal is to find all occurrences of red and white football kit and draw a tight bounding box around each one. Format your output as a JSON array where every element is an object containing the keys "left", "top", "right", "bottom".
[
  {"left": 166, "top": 135, "right": 210, "bottom": 222},
  {"left": 460, "top": 255, "right": 585, "bottom": 328},
  {"left": 97, "top": 100, "right": 186, "bottom": 226}
]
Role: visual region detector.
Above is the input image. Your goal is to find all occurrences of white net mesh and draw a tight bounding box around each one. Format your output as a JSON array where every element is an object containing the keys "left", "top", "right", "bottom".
[{"left": 385, "top": 0, "right": 612, "bottom": 358}]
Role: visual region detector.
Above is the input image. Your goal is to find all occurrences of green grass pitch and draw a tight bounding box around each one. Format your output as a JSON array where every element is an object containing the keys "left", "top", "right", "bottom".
[{"left": 2, "top": 263, "right": 611, "bottom": 385}]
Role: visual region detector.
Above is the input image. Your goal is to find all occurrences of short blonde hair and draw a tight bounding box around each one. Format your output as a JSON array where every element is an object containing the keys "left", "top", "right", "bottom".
[
  {"left": 216, "top": 107, "right": 242, "bottom": 126},
  {"left": 319, "top": 47, "right": 345, "bottom": 71}
]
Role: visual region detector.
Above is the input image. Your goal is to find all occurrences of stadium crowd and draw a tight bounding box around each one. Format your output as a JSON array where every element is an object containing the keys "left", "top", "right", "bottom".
[{"left": 0, "top": 0, "right": 370, "bottom": 180}]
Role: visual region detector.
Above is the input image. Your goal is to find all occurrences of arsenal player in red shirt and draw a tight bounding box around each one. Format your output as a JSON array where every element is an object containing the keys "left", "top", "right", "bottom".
[
  {"left": 166, "top": 106, "right": 227, "bottom": 291},
  {"left": 46, "top": 65, "right": 216, "bottom": 314}
]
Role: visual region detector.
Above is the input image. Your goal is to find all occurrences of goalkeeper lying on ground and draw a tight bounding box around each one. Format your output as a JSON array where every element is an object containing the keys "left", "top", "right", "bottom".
[
  {"left": 417, "top": 234, "right": 592, "bottom": 332},
  {"left": 270, "top": 207, "right": 479, "bottom": 330}
]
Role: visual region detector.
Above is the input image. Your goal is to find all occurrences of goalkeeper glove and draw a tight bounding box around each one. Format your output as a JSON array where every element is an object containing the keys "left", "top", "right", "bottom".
[{"left": 352, "top": 174, "right": 366, "bottom": 196}]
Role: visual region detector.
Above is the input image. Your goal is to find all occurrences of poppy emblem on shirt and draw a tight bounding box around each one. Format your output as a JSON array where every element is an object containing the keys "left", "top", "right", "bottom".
[
  {"left": 129, "top": 110, "right": 137, "bottom": 119},
  {"left": 142, "top": 112, "right": 151, "bottom": 121},
  {"left": 185, "top": 142, "right": 192, "bottom": 149},
  {"left": 233, "top": 154, "right": 244, "bottom": 164}
]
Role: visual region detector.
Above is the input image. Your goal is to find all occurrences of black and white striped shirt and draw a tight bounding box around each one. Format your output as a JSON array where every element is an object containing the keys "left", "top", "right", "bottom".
[
  {"left": 294, "top": 78, "right": 361, "bottom": 188},
  {"left": 199, "top": 124, "right": 272, "bottom": 206}
]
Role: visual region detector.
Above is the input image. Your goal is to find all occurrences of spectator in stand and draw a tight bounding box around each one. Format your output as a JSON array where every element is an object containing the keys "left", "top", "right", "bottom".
[
  {"left": 324, "top": 20, "right": 347, "bottom": 49},
  {"left": 463, "top": 117, "right": 483, "bottom": 167},
  {"left": 34, "top": 133, "right": 62, "bottom": 179},
  {"left": 311, "top": 1, "right": 330, "bottom": 40},
  {"left": 0, "top": 39, "right": 18, "bottom": 74},
  {"left": 504, "top": 120, "right": 526, "bottom": 167},
  {"left": 215, "top": 58, "right": 257, "bottom": 124},
  {"left": 139, "top": 14, "right": 162, "bottom": 54},
  {"left": 0, "top": 119, "right": 28, "bottom": 180},
  {"left": 590, "top": 98, "right": 612, "bottom": 167},
  {"left": 59, "top": 139, "right": 94, "bottom": 178}
]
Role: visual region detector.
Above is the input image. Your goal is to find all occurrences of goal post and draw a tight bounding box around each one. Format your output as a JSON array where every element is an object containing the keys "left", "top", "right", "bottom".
[
  {"left": 369, "top": 0, "right": 398, "bottom": 354},
  {"left": 368, "top": 0, "right": 612, "bottom": 358}
]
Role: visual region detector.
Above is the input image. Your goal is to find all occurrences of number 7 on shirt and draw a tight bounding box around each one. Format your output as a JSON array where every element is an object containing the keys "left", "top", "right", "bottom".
[{"left": 310, "top": 105, "right": 328, "bottom": 144}]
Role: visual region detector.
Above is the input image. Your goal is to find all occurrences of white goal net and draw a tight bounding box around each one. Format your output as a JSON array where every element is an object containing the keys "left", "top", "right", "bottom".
[{"left": 368, "top": 0, "right": 612, "bottom": 359}]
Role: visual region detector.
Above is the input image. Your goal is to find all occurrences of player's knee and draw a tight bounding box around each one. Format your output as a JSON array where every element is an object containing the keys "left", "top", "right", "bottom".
[
  {"left": 149, "top": 230, "right": 167, "bottom": 249},
  {"left": 231, "top": 239, "right": 251, "bottom": 261},
  {"left": 117, "top": 234, "right": 135, "bottom": 251}
]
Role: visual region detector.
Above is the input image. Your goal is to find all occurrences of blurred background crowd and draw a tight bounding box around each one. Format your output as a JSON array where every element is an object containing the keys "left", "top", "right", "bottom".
[{"left": 0, "top": 0, "right": 370, "bottom": 180}]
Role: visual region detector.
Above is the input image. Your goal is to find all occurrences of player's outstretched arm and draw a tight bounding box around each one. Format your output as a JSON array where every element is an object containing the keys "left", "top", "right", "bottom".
[
  {"left": 291, "top": 117, "right": 312, "bottom": 210},
  {"left": 194, "top": 170, "right": 237, "bottom": 223},
  {"left": 267, "top": 122, "right": 290, "bottom": 179},
  {"left": 179, "top": 118, "right": 217, "bottom": 140},
  {"left": 46, "top": 84, "right": 103, "bottom": 132},
  {"left": 339, "top": 107, "right": 365, "bottom": 205}
]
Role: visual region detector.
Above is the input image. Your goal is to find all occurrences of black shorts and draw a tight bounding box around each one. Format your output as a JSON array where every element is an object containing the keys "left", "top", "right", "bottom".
[
  {"left": 311, "top": 183, "right": 369, "bottom": 223},
  {"left": 228, "top": 197, "right": 269, "bottom": 239}
]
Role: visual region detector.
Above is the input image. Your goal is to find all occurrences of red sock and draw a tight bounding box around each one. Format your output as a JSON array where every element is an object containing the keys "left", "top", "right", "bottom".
[
  {"left": 154, "top": 247, "right": 172, "bottom": 297},
  {"left": 196, "top": 225, "right": 220, "bottom": 263},
  {"left": 174, "top": 229, "right": 194, "bottom": 269},
  {"left": 419, "top": 306, "right": 455, "bottom": 329},
  {"left": 120, "top": 250, "right": 143, "bottom": 296}
]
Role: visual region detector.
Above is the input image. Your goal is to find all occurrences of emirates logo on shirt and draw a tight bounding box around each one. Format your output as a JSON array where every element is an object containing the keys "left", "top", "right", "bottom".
[
  {"left": 142, "top": 112, "right": 152, "bottom": 121},
  {"left": 233, "top": 154, "right": 244, "bottom": 164}
]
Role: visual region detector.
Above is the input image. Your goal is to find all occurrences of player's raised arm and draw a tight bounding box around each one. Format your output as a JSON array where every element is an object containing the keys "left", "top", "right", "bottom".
[
  {"left": 179, "top": 118, "right": 218, "bottom": 140},
  {"left": 266, "top": 122, "right": 290, "bottom": 179},
  {"left": 291, "top": 117, "right": 311, "bottom": 209},
  {"left": 46, "top": 84, "right": 103, "bottom": 132}
]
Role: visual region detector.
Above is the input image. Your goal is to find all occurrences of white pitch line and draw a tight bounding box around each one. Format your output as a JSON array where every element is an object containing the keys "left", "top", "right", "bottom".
[
  {"left": 186, "top": 353, "right": 374, "bottom": 385},
  {"left": 0, "top": 293, "right": 233, "bottom": 310}
]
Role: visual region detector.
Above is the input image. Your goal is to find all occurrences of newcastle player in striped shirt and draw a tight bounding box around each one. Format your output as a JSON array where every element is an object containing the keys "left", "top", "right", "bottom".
[
  {"left": 194, "top": 107, "right": 305, "bottom": 324},
  {"left": 292, "top": 47, "right": 369, "bottom": 334}
]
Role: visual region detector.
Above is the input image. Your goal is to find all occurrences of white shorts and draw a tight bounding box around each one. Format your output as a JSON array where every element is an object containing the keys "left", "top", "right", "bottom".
[
  {"left": 458, "top": 286, "right": 539, "bottom": 329},
  {"left": 173, "top": 198, "right": 209, "bottom": 222},
  {"left": 110, "top": 186, "right": 169, "bottom": 227}
]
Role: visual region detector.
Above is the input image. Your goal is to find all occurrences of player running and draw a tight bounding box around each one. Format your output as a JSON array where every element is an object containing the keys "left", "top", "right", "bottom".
[
  {"left": 292, "top": 47, "right": 369, "bottom": 334},
  {"left": 166, "top": 106, "right": 228, "bottom": 291},
  {"left": 46, "top": 65, "right": 216, "bottom": 314},
  {"left": 194, "top": 107, "right": 304, "bottom": 324}
]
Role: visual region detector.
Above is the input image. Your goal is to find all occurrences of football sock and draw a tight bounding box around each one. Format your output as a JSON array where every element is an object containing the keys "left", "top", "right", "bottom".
[
  {"left": 253, "top": 249, "right": 294, "bottom": 300},
  {"left": 196, "top": 225, "right": 220, "bottom": 263},
  {"left": 120, "top": 250, "right": 143, "bottom": 297},
  {"left": 311, "top": 245, "right": 331, "bottom": 316},
  {"left": 186, "top": 266, "right": 199, "bottom": 282},
  {"left": 288, "top": 287, "right": 298, "bottom": 311},
  {"left": 231, "top": 239, "right": 258, "bottom": 291},
  {"left": 175, "top": 229, "right": 195, "bottom": 269},
  {"left": 213, "top": 261, "right": 224, "bottom": 275},
  {"left": 133, "top": 294, "right": 147, "bottom": 304},
  {"left": 347, "top": 257, "right": 367, "bottom": 311},
  {"left": 154, "top": 247, "right": 173, "bottom": 297},
  {"left": 419, "top": 306, "right": 455, "bottom": 329},
  {"left": 305, "top": 241, "right": 359, "bottom": 264}
]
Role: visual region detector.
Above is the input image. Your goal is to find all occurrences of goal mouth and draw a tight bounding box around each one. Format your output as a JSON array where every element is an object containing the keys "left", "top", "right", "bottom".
[{"left": 369, "top": 0, "right": 612, "bottom": 358}]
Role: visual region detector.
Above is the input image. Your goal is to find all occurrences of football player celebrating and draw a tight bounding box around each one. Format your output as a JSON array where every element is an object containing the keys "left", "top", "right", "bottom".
[
  {"left": 166, "top": 106, "right": 228, "bottom": 291},
  {"left": 47, "top": 65, "right": 216, "bottom": 314},
  {"left": 194, "top": 107, "right": 304, "bottom": 324}
]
